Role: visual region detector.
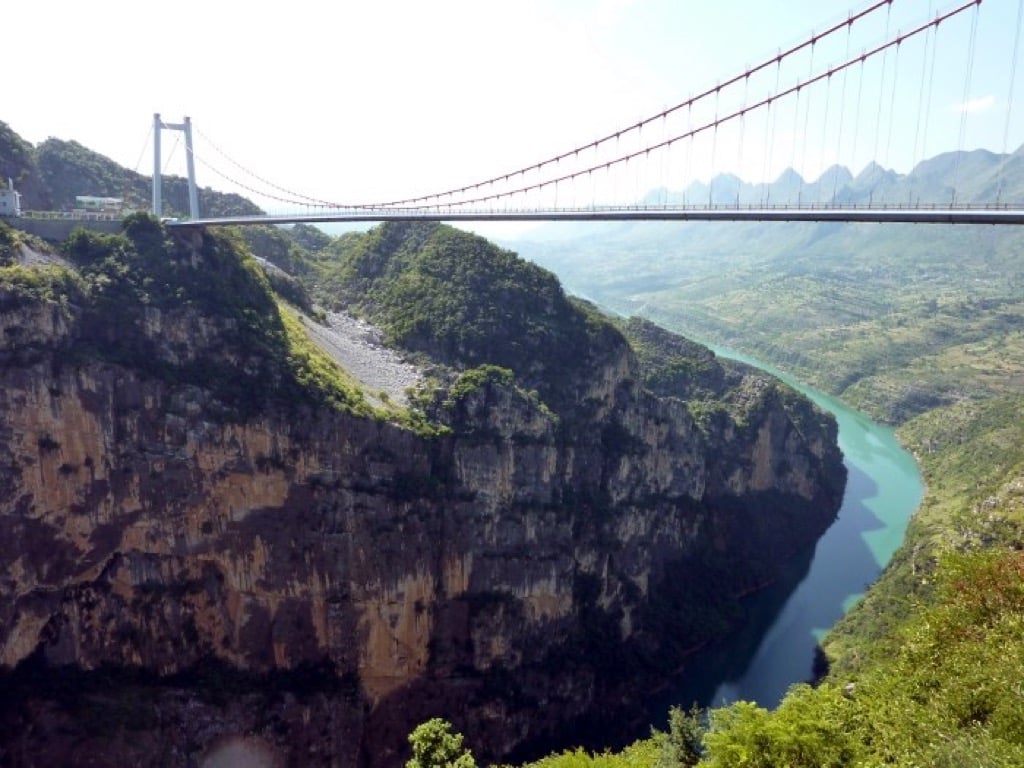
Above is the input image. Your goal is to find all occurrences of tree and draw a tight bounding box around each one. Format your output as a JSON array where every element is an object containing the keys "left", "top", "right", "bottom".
[
  {"left": 406, "top": 718, "right": 477, "bottom": 768},
  {"left": 654, "top": 705, "right": 705, "bottom": 767}
]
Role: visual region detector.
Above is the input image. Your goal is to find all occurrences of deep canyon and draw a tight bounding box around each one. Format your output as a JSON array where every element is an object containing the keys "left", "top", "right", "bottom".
[{"left": 0, "top": 221, "right": 847, "bottom": 766}]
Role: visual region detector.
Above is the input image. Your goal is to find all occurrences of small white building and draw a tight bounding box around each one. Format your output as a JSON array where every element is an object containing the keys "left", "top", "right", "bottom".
[
  {"left": 74, "top": 195, "right": 123, "bottom": 214},
  {"left": 0, "top": 179, "right": 20, "bottom": 217}
]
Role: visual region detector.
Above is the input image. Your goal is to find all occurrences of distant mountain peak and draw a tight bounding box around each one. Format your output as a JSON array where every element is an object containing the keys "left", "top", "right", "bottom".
[
  {"left": 774, "top": 167, "right": 805, "bottom": 185},
  {"left": 854, "top": 161, "right": 898, "bottom": 185},
  {"left": 814, "top": 165, "right": 853, "bottom": 186}
]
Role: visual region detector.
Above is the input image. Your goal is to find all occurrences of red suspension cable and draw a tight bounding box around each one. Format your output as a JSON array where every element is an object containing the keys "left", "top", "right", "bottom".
[{"left": 391, "top": 0, "right": 981, "bottom": 213}]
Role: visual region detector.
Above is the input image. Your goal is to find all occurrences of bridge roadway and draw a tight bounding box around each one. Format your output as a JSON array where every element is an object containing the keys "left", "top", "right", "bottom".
[{"left": 166, "top": 203, "right": 1024, "bottom": 228}]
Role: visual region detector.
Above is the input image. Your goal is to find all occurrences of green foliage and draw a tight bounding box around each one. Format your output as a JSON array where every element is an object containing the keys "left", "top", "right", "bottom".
[
  {"left": 407, "top": 718, "right": 477, "bottom": 768},
  {"left": 504, "top": 710, "right": 699, "bottom": 768},
  {"left": 519, "top": 740, "right": 661, "bottom": 768},
  {"left": 0, "top": 120, "right": 37, "bottom": 191},
  {"left": 35, "top": 137, "right": 155, "bottom": 212},
  {"left": 0, "top": 264, "right": 84, "bottom": 311},
  {"left": 616, "top": 316, "right": 729, "bottom": 401},
  {"left": 616, "top": 315, "right": 838, "bottom": 460},
  {"left": 313, "top": 221, "right": 628, "bottom": 412},
  {"left": 701, "top": 691, "right": 859, "bottom": 768},
  {"left": 229, "top": 224, "right": 319, "bottom": 312},
  {"left": 288, "top": 222, "right": 333, "bottom": 254},
  {"left": 447, "top": 364, "right": 515, "bottom": 402},
  {"left": 898, "top": 395, "right": 1024, "bottom": 537},
  {"left": 393, "top": 378, "right": 455, "bottom": 438},
  {"left": 239, "top": 223, "right": 317, "bottom": 277},
  {"left": 401, "top": 363, "right": 556, "bottom": 437},
  {"left": 653, "top": 706, "right": 705, "bottom": 767},
  {"left": 63, "top": 214, "right": 280, "bottom": 330},
  {"left": 0, "top": 220, "right": 18, "bottom": 266},
  {"left": 261, "top": 264, "right": 317, "bottom": 314},
  {"left": 0, "top": 214, "right": 368, "bottom": 419}
]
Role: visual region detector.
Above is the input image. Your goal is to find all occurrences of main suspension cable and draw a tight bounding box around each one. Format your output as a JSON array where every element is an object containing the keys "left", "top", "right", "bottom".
[
  {"left": 194, "top": 126, "right": 341, "bottom": 208},
  {"left": 191, "top": 152, "right": 336, "bottom": 210},
  {"left": 364, "top": 0, "right": 897, "bottom": 209},
  {"left": 401, "top": 1, "right": 979, "bottom": 213}
]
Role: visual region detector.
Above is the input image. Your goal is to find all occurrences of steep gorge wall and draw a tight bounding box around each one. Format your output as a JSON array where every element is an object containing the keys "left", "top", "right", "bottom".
[{"left": 0, "top": 297, "right": 844, "bottom": 766}]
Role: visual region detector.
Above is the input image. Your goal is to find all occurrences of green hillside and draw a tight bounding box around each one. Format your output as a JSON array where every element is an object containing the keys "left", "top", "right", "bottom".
[
  {"left": 0, "top": 120, "right": 260, "bottom": 219},
  {"left": 516, "top": 217, "right": 1024, "bottom": 424},
  {"left": 313, "top": 221, "right": 629, "bottom": 413}
]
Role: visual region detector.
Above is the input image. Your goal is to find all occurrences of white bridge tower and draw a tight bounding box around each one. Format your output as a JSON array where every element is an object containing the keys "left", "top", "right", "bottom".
[{"left": 152, "top": 114, "right": 199, "bottom": 219}]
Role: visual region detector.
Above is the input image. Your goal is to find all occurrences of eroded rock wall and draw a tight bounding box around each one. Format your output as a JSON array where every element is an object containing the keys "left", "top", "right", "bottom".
[{"left": 0, "top": 298, "right": 843, "bottom": 767}]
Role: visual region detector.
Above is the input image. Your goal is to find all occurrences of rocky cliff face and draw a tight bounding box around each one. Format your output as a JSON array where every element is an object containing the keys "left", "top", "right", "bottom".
[{"left": 0, "top": 226, "right": 844, "bottom": 767}]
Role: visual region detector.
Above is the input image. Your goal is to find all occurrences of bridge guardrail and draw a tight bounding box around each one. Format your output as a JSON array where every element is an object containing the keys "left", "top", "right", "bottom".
[{"left": 19, "top": 210, "right": 124, "bottom": 222}]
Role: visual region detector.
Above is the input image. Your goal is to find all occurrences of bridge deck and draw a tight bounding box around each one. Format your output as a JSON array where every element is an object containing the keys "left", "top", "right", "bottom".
[{"left": 167, "top": 205, "right": 1024, "bottom": 228}]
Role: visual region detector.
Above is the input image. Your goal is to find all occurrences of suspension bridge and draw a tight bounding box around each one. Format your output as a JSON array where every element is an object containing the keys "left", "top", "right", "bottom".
[{"left": 153, "top": 0, "right": 1024, "bottom": 228}]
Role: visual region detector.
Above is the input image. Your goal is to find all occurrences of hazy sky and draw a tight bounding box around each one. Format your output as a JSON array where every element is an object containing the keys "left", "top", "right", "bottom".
[{"left": 5, "top": 0, "right": 1023, "bottom": 217}]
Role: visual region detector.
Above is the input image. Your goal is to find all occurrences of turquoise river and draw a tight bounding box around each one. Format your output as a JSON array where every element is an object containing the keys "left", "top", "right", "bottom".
[{"left": 662, "top": 343, "right": 924, "bottom": 711}]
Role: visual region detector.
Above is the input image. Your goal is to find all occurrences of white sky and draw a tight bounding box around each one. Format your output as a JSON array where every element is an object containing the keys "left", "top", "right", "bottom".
[{"left": 5, "top": 0, "right": 1024, "bottom": 225}]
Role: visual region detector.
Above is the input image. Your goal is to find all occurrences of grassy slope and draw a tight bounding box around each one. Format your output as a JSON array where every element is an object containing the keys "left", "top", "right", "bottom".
[{"left": 825, "top": 395, "right": 1024, "bottom": 668}]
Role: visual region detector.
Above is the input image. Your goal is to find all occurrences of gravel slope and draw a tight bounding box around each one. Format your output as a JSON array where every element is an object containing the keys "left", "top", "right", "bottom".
[
  {"left": 301, "top": 311, "right": 423, "bottom": 406},
  {"left": 16, "top": 242, "right": 71, "bottom": 268}
]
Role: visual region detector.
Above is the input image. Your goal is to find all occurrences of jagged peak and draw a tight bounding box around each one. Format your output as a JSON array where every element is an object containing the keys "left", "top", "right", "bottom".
[
  {"left": 774, "top": 167, "right": 805, "bottom": 185},
  {"left": 711, "top": 172, "right": 743, "bottom": 187},
  {"left": 678, "top": 179, "right": 711, "bottom": 202},
  {"left": 813, "top": 165, "right": 853, "bottom": 186},
  {"left": 853, "top": 161, "right": 898, "bottom": 185}
]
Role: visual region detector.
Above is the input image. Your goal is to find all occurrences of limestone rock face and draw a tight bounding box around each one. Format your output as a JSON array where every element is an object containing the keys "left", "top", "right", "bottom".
[{"left": 0, "top": 297, "right": 844, "bottom": 767}]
